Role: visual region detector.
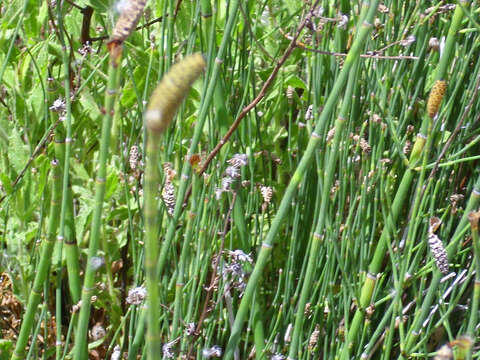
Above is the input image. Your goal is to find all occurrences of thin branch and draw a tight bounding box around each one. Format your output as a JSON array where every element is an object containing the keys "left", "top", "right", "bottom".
[
  {"left": 186, "top": 192, "right": 237, "bottom": 358},
  {"left": 174, "top": 0, "right": 183, "bottom": 17},
  {"left": 183, "top": 4, "right": 316, "bottom": 205},
  {"left": 80, "top": 5, "right": 93, "bottom": 45},
  {"left": 91, "top": 16, "right": 166, "bottom": 42},
  {"left": 303, "top": 47, "right": 419, "bottom": 60},
  {"left": 65, "top": 0, "right": 83, "bottom": 10},
  {"left": 280, "top": 29, "right": 419, "bottom": 60}
]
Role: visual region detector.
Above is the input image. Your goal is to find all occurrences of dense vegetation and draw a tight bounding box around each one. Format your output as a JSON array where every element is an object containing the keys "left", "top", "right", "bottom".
[{"left": 1, "top": 0, "right": 480, "bottom": 359}]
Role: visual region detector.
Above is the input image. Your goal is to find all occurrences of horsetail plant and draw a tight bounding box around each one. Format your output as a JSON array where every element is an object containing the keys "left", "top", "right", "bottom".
[
  {"left": 53, "top": 10, "right": 81, "bottom": 351},
  {"left": 122, "top": 12, "right": 246, "bottom": 358},
  {"left": 10, "top": 160, "right": 62, "bottom": 360},
  {"left": 399, "top": 3, "right": 474, "bottom": 356},
  {"left": 340, "top": 4, "right": 468, "bottom": 358},
  {"left": 152, "top": 0, "right": 243, "bottom": 291},
  {"left": 224, "top": 1, "right": 381, "bottom": 358},
  {"left": 74, "top": 1, "right": 146, "bottom": 358},
  {"left": 11, "top": 0, "right": 80, "bottom": 357},
  {"left": 143, "top": 53, "right": 205, "bottom": 360},
  {"left": 467, "top": 211, "right": 480, "bottom": 337},
  {"left": 288, "top": 61, "right": 361, "bottom": 359},
  {"left": 5, "top": 1, "right": 480, "bottom": 359}
]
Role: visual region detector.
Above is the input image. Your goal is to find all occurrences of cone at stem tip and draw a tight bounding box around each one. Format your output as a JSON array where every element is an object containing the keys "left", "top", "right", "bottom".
[
  {"left": 427, "top": 80, "right": 447, "bottom": 118},
  {"left": 108, "top": 0, "right": 147, "bottom": 44},
  {"left": 145, "top": 53, "right": 206, "bottom": 134}
]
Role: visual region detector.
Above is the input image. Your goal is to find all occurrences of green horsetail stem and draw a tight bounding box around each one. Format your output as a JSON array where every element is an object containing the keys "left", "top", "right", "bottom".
[
  {"left": 74, "top": 1, "right": 149, "bottom": 356},
  {"left": 55, "top": 1, "right": 78, "bottom": 357},
  {"left": 144, "top": 53, "right": 205, "bottom": 360},
  {"left": 400, "top": 3, "right": 470, "bottom": 357},
  {"left": 401, "top": 181, "right": 480, "bottom": 358},
  {"left": 467, "top": 211, "right": 480, "bottom": 337},
  {"left": 224, "top": 1, "right": 380, "bottom": 358},
  {"left": 74, "top": 46, "right": 123, "bottom": 360},
  {"left": 12, "top": 0, "right": 81, "bottom": 358},
  {"left": 128, "top": 1, "right": 234, "bottom": 351},
  {"left": 154, "top": 0, "right": 240, "bottom": 283},
  {"left": 287, "top": 60, "right": 360, "bottom": 359},
  {"left": 341, "top": 3, "right": 467, "bottom": 359},
  {"left": 11, "top": 160, "right": 62, "bottom": 360},
  {"left": 145, "top": 53, "right": 206, "bottom": 134}
]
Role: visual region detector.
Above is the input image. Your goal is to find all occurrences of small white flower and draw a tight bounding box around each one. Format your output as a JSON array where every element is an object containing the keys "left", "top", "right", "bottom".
[
  {"left": 225, "top": 165, "right": 240, "bottom": 179},
  {"left": 228, "top": 249, "right": 253, "bottom": 263},
  {"left": 229, "top": 153, "right": 248, "bottom": 167},
  {"left": 185, "top": 322, "right": 196, "bottom": 336},
  {"left": 162, "top": 338, "right": 179, "bottom": 359},
  {"left": 91, "top": 256, "right": 105, "bottom": 270},
  {"left": 400, "top": 35, "right": 416, "bottom": 46},
  {"left": 202, "top": 345, "right": 222, "bottom": 358},
  {"left": 50, "top": 98, "right": 66, "bottom": 113},
  {"left": 78, "top": 43, "right": 93, "bottom": 57},
  {"left": 111, "top": 345, "right": 121, "bottom": 360},
  {"left": 221, "top": 176, "right": 234, "bottom": 191},
  {"left": 337, "top": 14, "right": 348, "bottom": 29},
  {"left": 126, "top": 286, "right": 147, "bottom": 305}
]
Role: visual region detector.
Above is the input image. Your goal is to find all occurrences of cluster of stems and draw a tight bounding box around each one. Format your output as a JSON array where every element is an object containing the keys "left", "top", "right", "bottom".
[
  {"left": 342, "top": 3, "right": 469, "bottom": 359},
  {"left": 224, "top": 1, "right": 381, "bottom": 358},
  {"left": 143, "top": 53, "right": 205, "bottom": 360}
]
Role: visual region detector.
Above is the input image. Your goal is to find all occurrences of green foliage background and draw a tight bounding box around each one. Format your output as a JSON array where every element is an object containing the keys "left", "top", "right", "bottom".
[{"left": 1, "top": 0, "right": 480, "bottom": 359}]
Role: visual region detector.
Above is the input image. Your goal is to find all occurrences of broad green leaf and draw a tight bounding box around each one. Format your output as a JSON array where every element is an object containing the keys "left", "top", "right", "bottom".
[
  {"left": 35, "top": 154, "right": 49, "bottom": 198},
  {"left": 19, "top": 50, "right": 33, "bottom": 91},
  {"left": 0, "top": 339, "right": 13, "bottom": 360},
  {"left": 8, "top": 128, "right": 30, "bottom": 175},
  {"left": 0, "top": 173, "right": 13, "bottom": 194},
  {"left": 37, "top": 1, "right": 48, "bottom": 27},
  {"left": 64, "top": 11, "right": 83, "bottom": 39},
  {"left": 24, "top": 0, "right": 40, "bottom": 39},
  {"left": 2, "top": 0, "right": 23, "bottom": 29},
  {"left": 80, "top": 91, "right": 102, "bottom": 121},
  {"left": 72, "top": 162, "right": 92, "bottom": 182},
  {"left": 28, "top": 84, "right": 44, "bottom": 122},
  {"left": 14, "top": 92, "right": 27, "bottom": 128},
  {"left": 285, "top": 75, "right": 306, "bottom": 90},
  {"left": 105, "top": 171, "right": 119, "bottom": 201},
  {"left": 77, "top": 0, "right": 110, "bottom": 14}
]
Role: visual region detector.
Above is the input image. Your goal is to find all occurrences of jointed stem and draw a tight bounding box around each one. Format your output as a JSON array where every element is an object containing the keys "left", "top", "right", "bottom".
[
  {"left": 144, "top": 130, "right": 163, "bottom": 359},
  {"left": 11, "top": 161, "right": 62, "bottom": 360},
  {"left": 74, "top": 50, "right": 122, "bottom": 360},
  {"left": 224, "top": 1, "right": 380, "bottom": 358},
  {"left": 340, "top": 3, "right": 468, "bottom": 358}
]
